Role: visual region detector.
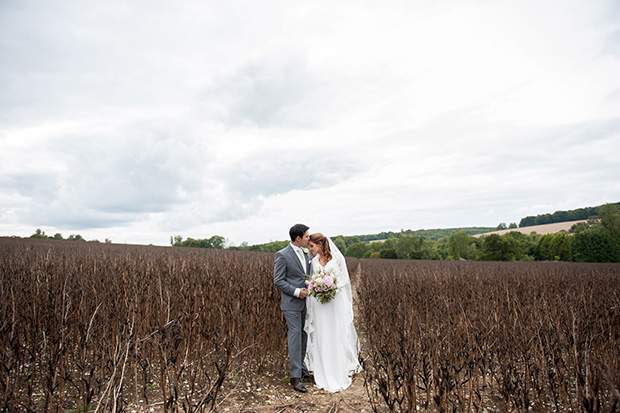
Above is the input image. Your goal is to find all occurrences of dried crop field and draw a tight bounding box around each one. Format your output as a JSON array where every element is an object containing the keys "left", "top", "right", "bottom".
[
  {"left": 357, "top": 259, "right": 620, "bottom": 412},
  {"left": 1, "top": 237, "right": 619, "bottom": 412},
  {"left": 0, "top": 237, "right": 288, "bottom": 412}
]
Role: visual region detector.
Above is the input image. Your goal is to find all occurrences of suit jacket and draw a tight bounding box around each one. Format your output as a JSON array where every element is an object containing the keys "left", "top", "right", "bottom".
[{"left": 274, "top": 244, "right": 312, "bottom": 311}]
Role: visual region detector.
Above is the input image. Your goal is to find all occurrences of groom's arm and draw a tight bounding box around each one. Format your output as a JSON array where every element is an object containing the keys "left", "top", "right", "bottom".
[{"left": 274, "top": 252, "right": 303, "bottom": 298}]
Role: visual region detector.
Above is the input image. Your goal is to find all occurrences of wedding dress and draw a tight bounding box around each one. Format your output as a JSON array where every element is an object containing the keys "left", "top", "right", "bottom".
[{"left": 304, "top": 238, "right": 362, "bottom": 392}]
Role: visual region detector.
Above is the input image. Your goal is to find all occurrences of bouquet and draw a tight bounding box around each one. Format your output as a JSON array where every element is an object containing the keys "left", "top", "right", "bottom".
[{"left": 305, "top": 267, "right": 339, "bottom": 304}]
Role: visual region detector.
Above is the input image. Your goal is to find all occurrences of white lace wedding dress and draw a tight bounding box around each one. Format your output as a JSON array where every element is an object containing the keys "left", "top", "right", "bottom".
[{"left": 304, "top": 239, "right": 362, "bottom": 392}]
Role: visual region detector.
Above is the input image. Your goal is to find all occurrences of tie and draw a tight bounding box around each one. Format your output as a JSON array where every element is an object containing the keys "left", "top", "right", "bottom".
[{"left": 297, "top": 249, "right": 306, "bottom": 271}]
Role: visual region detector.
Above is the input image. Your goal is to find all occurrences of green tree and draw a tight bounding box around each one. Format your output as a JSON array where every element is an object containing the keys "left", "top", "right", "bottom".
[
  {"left": 447, "top": 232, "right": 475, "bottom": 260},
  {"left": 478, "top": 234, "right": 524, "bottom": 261},
  {"left": 345, "top": 242, "right": 369, "bottom": 258},
  {"left": 332, "top": 236, "right": 346, "bottom": 253},
  {"left": 478, "top": 234, "right": 506, "bottom": 261},
  {"left": 535, "top": 232, "right": 572, "bottom": 261},
  {"left": 172, "top": 235, "right": 227, "bottom": 249},
  {"left": 367, "top": 241, "right": 385, "bottom": 254},
  {"left": 503, "top": 231, "right": 534, "bottom": 259},
  {"left": 572, "top": 229, "right": 619, "bottom": 262},
  {"left": 341, "top": 236, "right": 361, "bottom": 248},
  {"left": 465, "top": 242, "right": 478, "bottom": 261},
  {"left": 599, "top": 203, "right": 620, "bottom": 245},
  {"left": 534, "top": 234, "right": 554, "bottom": 260},
  {"left": 419, "top": 238, "right": 441, "bottom": 260},
  {"left": 30, "top": 229, "right": 48, "bottom": 239},
  {"left": 395, "top": 235, "right": 418, "bottom": 259},
  {"left": 379, "top": 248, "right": 398, "bottom": 259},
  {"left": 244, "top": 240, "right": 288, "bottom": 252},
  {"left": 207, "top": 235, "right": 226, "bottom": 249},
  {"left": 570, "top": 222, "right": 589, "bottom": 233},
  {"left": 549, "top": 232, "right": 572, "bottom": 261}
]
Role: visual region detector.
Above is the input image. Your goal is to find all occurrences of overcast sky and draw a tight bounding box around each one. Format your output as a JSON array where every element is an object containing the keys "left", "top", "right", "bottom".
[{"left": 1, "top": 0, "right": 619, "bottom": 246}]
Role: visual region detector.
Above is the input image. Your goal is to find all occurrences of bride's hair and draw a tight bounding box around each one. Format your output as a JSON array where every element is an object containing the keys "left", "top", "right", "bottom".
[{"left": 309, "top": 233, "right": 332, "bottom": 262}]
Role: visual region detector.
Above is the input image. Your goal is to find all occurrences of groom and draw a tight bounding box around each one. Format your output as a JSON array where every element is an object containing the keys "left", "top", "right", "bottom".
[{"left": 273, "top": 223, "right": 313, "bottom": 393}]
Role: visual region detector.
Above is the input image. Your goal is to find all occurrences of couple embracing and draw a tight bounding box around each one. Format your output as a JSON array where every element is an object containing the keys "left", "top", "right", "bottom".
[{"left": 273, "top": 224, "right": 362, "bottom": 393}]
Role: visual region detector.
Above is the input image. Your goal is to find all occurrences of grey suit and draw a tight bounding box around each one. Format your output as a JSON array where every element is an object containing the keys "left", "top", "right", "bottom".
[{"left": 274, "top": 244, "right": 312, "bottom": 378}]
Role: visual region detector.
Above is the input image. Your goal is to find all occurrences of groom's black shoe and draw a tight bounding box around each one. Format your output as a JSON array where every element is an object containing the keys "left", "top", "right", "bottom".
[
  {"left": 291, "top": 377, "right": 307, "bottom": 393},
  {"left": 302, "top": 370, "right": 314, "bottom": 381}
]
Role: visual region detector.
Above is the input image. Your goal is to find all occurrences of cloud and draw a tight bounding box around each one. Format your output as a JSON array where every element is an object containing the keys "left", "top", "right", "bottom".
[
  {"left": 204, "top": 55, "right": 327, "bottom": 128},
  {"left": 2, "top": 119, "right": 218, "bottom": 230},
  {"left": 215, "top": 149, "right": 364, "bottom": 196},
  {"left": 2, "top": 172, "right": 59, "bottom": 202},
  {"left": 1, "top": 0, "right": 620, "bottom": 245}
]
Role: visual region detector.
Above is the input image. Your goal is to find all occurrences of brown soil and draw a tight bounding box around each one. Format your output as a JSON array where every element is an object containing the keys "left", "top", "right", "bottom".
[{"left": 213, "top": 371, "right": 373, "bottom": 412}]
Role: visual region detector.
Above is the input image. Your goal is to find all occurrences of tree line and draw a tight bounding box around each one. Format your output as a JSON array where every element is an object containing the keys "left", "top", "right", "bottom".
[
  {"left": 347, "top": 226, "right": 494, "bottom": 242},
  {"left": 169, "top": 234, "right": 226, "bottom": 249},
  {"left": 26, "top": 204, "right": 620, "bottom": 263},
  {"left": 447, "top": 203, "right": 620, "bottom": 263},
  {"left": 28, "top": 229, "right": 111, "bottom": 243},
  {"left": 518, "top": 202, "right": 620, "bottom": 227},
  {"left": 229, "top": 203, "right": 620, "bottom": 263},
  {"left": 225, "top": 227, "right": 492, "bottom": 254}
]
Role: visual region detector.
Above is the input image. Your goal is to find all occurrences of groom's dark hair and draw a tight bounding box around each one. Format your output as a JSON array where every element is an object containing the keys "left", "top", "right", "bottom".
[{"left": 289, "top": 224, "right": 309, "bottom": 242}]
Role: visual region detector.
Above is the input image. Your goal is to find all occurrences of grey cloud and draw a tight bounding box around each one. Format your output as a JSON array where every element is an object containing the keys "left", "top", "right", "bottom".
[
  {"left": 375, "top": 113, "right": 620, "bottom": 199},
  {"left": 204, "top": 56, "right": 326, "bottom": 128},
  {"left": 471, "top": 118, "right": 620, "bottom": 177},
  {"left": 0, "top": 1, "right": 202, "bottom": 126},
  {"left": 603, "top": 29, "right": 620, "bottom": 57},
  {"left": 603, "top": 87, "right": 620, "bottom": 103},
  {"left": 57, "top": 133, "right": 200, "bottom": 213},
  {"left": 542, "top": 117, "right": 620, "bottom": 145},
  {"left": 25, "top": 203, "right": 137, "bottom": 230},
  {"left": 196, "top": 149, "right": 367, "bottom": 223},
  {"left": 11, "top": 123, "right": 215, "bottom": 229},
  {"left": 217, "top": 149, "right": 365, "bottom": 197},
  {"left": 1, "top": 172, "right": 59, "bottom": 202}
]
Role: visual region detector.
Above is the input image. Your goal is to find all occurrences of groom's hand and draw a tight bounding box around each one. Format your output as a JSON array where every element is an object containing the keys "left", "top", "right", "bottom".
[{"left": 299, "top": 288, "right": 308, "bottom": 299}]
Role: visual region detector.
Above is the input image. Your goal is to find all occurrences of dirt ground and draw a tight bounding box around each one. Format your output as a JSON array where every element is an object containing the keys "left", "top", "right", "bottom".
[{"left": 213, "top": 371, "right": 373, "bottom": 412}]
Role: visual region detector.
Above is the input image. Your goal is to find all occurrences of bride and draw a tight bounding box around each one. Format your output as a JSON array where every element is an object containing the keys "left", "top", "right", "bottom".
[{"left": 304, "top": 233, "right": 362, "bottom": 392}]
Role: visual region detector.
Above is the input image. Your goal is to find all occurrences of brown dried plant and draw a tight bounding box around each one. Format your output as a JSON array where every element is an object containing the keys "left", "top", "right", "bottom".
[
  {"left": 358, "top": 259, "right": 620, "bottom": 412},
  {"left": 0, "top": 238, "right": 287, "bottom": 412}
]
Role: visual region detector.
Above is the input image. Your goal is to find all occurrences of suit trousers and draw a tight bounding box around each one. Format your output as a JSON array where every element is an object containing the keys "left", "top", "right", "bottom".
[{"left": 283, "top": 307, "right": 308, "bottom": 378}]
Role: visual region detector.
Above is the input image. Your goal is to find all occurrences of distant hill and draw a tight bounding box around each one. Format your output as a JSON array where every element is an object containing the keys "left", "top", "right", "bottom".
[
  {"left": 345, "top": 203, "right": 619, "bottom": 243},
  {"left": 339, "top": 227, "right": 495, "bottom": 243},
  {"left": 238, "top": 203, "right": 618, "bottom": 251},
  {"left": 474, "top": 220, "right": 586, "bottom": 238},
  {"left": 518, "top": 203, "right": 619, "bottom": 227},
  {"left": 236, "top": 227, "right": 496, "bottom": 252}
]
